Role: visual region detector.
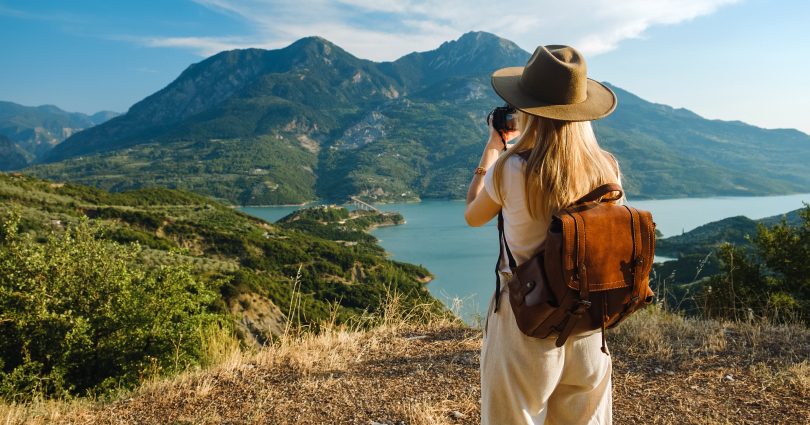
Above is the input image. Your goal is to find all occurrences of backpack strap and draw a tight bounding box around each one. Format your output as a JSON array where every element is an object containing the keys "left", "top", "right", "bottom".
[
  {"left": 494, "top": 211, "right": 517, "bottom": 313},
  {"left": 574, "top": 184, "right": 623, "bottom": 205},
  {"left": 610, "top": 206, "right": 645, "bottom": 327},
  {"left": 555, "top": 208, "right": 592, "bottom": 347}
]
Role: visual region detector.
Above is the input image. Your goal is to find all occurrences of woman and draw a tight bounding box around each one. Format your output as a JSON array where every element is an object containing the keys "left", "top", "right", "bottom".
[{"left": 465, "top": 45, "right": 620, "bottom": 425}]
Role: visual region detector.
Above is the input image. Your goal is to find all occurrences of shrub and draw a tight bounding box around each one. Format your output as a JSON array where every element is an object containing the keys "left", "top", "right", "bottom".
[
  {"left": 0, "top": 209, "right": 226, "bottom": 400},
  {"left": 703, "top": 204, "right": 810, "bottom": 323}
]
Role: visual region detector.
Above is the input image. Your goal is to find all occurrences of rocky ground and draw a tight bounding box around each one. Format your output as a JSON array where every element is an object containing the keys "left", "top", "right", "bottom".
[{"left": 4, "top": 308, "right": 809, "bottom": 424}]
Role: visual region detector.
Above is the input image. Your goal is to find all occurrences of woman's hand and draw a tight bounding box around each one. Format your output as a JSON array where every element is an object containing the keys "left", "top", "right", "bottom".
[
  {"left": 464, "top": 116, "right": 521, "bottom": 227},
  {"left": 487, "top": 116, "right": 521, "bottom": 151}
]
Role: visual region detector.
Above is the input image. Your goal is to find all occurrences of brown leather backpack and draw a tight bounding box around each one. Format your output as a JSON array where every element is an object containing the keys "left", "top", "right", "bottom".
[{"left": 495, "top": 183, "right": 656, "bottom": 354}]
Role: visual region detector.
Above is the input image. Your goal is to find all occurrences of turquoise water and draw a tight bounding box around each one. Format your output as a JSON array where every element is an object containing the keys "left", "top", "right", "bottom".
[{"left": 239, "top": 193, "right": 810, "bottom": 321}]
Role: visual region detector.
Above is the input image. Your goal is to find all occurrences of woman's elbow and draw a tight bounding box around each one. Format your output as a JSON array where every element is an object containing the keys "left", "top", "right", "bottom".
[{"left": 465, "top": 210, "right": 484, "bottom": 227}]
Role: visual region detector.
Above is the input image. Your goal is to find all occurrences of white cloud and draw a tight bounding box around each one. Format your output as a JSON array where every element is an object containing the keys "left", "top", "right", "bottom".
[
  {"left": 138, "top": 0, "right": 740, "bottom": 60},
  {"left": 138, "top": 36, "right": 280, "bottom": 57}
]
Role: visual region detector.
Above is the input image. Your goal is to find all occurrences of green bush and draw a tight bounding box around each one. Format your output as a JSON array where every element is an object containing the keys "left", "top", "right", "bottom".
[
  {"left": 703, "top": 204, "right": 810, "bottom": 322},
  {"left": 0, "top": 210, "right": 226, "bottom": 400}
]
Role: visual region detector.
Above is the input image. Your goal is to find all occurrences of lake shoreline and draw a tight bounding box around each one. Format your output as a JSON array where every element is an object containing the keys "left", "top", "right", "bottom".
[
  {"left": 241, "top": 193, "right": 810, "bottom": 322},
  {"left": 233, "top": 191, "right": 810, "bottom": 210}
]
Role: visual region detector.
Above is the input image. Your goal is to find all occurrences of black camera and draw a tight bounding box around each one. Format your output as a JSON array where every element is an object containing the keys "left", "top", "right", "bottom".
[{"left": 488, "top": 103, "right": 518, "bottom": 133}]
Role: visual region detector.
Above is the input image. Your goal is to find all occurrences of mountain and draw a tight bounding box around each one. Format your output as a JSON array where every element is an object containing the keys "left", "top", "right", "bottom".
[
  {"left": 0, "top": 101, "right": 120, "bottom": 167},
  {"left": 23, "top": 32, "right": 810, "bottom": 205},
  {"left": 89, "top": 110, "right": 120, "bottom": 125},
  {"left": 596, "top": 85, "right": 810, "bottom": 198},
  {"left": 379, "top": 31, "right": 531, "bottom": 88},
  {"left": 0, "top": 134, "right": 28, "bottom": 170}
]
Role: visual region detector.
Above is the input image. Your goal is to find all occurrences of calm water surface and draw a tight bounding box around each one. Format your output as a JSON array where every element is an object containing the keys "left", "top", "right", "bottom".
[{"left": 239, "top": 193, "right": 809, "bottom": 321}]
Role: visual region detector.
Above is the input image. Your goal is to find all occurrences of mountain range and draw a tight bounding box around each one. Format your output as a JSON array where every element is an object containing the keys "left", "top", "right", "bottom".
[
  {"left": 0, "top": 101, "right": 119, "bottom": 164},
  {"left": 17, "top": 32, "right": 810, "bottom": 205}
]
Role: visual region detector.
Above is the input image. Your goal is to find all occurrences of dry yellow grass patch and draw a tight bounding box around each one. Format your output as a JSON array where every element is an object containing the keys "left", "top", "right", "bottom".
[{"left": 2, "top": 297, "right": 808, "bottom": 425}]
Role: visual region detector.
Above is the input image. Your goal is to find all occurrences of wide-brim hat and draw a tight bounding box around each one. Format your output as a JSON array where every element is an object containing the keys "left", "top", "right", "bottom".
[{"left": 491, "top": 45, "right": 616, "bottom": 121}]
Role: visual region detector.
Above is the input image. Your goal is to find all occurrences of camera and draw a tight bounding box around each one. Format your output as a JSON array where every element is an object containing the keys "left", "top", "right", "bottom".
[{"left": 488, "top": 103, "right": 518, "bottom": 133}]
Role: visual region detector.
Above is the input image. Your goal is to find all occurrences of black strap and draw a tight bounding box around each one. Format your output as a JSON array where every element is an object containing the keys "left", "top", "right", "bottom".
[{"left": 494, "top": 211, "right": 517, "bottom": 312}]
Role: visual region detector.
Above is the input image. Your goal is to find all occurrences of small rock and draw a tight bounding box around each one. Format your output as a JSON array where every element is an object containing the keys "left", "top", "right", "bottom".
[
  {"left": 724, "top": 375, "right": 735, "bottom": 382},
  {"left": 405, "top": 335, "right": 426, "bottom": 341},
  {"left": 667, "top": 371, "right": 675, "bottom": 375},
  {"left": 653, "top": 367, "right": 662, "bottom": 373},
  {"left": 450, "top": 411, "right": 467, "bottom": 419}
]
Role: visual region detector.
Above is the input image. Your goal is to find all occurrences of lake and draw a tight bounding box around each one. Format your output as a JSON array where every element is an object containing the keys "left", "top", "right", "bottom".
[{"left": 239, "top": 193, "right": 809, "bottom": 322}]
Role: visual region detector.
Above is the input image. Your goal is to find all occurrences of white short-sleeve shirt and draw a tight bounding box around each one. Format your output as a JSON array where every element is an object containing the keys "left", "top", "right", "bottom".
[{"left": 484, "top": 155, "right": 552, "bottom": 273}]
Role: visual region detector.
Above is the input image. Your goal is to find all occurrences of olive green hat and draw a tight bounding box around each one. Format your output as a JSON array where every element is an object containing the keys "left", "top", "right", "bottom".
[{"left": 491, "top": 45, "right": 616, "bottom": 121}]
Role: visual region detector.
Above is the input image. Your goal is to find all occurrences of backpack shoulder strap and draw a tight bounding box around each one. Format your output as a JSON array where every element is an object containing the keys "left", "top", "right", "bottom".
[{"left": 494, "top": 210, "right": 517, "bottom": 312}]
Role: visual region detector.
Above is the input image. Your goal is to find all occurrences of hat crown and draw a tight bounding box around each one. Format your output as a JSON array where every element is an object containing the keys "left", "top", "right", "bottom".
[{"left": 519, "top": 45, "right": 588, "bottom": 105}]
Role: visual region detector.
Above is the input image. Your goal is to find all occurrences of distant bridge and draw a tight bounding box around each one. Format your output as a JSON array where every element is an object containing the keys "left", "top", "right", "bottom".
[{"left": 348, "top": 197, "right": 380, "bottom": 212}]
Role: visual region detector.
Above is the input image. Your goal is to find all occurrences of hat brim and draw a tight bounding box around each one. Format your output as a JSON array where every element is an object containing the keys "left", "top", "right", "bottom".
[{"left": 491, "top": 67, "right": 616, "bottom": 121}]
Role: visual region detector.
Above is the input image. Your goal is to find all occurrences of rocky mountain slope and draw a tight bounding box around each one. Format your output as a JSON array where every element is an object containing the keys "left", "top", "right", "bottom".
[
  {"left": 22, "top": 32, "right": 810, "bottom": 205},
  {"left": 0, "top": 101, "right": 119, "bottom": 167},
  {"left": 0, "top": 134, "right": 27, "bottom": 171}
]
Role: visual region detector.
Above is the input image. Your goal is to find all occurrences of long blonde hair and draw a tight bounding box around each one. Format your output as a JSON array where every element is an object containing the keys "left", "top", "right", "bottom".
[{"left": 492, "top": 112, "right": 622, "bottom": 219}]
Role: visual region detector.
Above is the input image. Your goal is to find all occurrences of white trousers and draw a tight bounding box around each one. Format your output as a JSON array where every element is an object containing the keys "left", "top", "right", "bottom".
[{"left": 480, "top": 274, "right": 612, "bottom": 425}]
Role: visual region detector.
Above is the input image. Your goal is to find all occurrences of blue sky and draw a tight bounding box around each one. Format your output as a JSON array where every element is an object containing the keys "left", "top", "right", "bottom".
[{"left": 1, "top": 0, "right": 808, "bottom": 134}]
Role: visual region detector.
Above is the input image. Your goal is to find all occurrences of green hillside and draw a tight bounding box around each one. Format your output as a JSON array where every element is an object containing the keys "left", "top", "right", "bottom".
[
  {"left": 20, "top": 32, "right": 810, "bottom": 205},
  {"left": 596, "top": 85, "right": 810, "bottom": 197},
  {"left": 0, "top": 173, "right": 436, "bottom": 337},
  {"left": 652, "top": 205, "right": 806, "bottom": 288},
  {"left": 656, "top": 208, "right": 805, "bottom": 258}
]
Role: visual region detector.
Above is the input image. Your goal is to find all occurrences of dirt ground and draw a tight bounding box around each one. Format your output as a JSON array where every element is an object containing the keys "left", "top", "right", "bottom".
[
  {"left": 5, "top": 306, "right": 809, "bottom": 425},
  {"left": 75, "top": 326, "right": 808, "bottom": 425}
]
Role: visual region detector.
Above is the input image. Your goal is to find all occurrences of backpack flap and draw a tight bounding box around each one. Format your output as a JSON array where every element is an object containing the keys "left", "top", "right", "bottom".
[{"left": 550, "top": 203, "right": 655, "bottom": 294}]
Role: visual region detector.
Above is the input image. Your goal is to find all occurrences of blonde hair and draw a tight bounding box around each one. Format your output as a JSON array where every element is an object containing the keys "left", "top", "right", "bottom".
[{"left": 492, "top": 112, "right": 622, "bottom": 219}]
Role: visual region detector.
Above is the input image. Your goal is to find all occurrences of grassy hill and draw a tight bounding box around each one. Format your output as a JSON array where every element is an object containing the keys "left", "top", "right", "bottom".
[{"left": 19, "top": 32, "right": 810, "bottom": 205}]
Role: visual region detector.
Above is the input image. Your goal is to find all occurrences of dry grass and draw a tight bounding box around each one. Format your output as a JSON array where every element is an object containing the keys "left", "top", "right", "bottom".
[
  {"left": 2, "top": 298, "right": 809, "bottom": 425},
  {"left": 610, "top": 305, "right": 810, "bottom": 424}
]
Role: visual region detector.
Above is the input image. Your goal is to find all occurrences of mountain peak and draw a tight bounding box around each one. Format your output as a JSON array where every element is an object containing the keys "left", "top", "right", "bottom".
[
  {"left": 428, "top": 31, "right": 527, "bottom": 71},
  {"left": 379, "top": 31, "right": 530, "bottom": 89},
  {"left": 286, "top": 35, "right": 339, "bottom": 54}
]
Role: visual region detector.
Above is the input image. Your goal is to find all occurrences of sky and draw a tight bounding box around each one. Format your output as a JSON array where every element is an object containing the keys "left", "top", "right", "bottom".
[{"left": 1, "top": 0, "right": 808, "bottom": 134}]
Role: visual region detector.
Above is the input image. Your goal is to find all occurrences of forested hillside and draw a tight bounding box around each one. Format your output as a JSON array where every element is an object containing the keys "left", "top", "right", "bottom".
[
  {"left": 0, "top": 173, "right": 435, "bottom": 397},
  {"left": 20, "top": 32, "right": 810, "bottom": 205}
]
